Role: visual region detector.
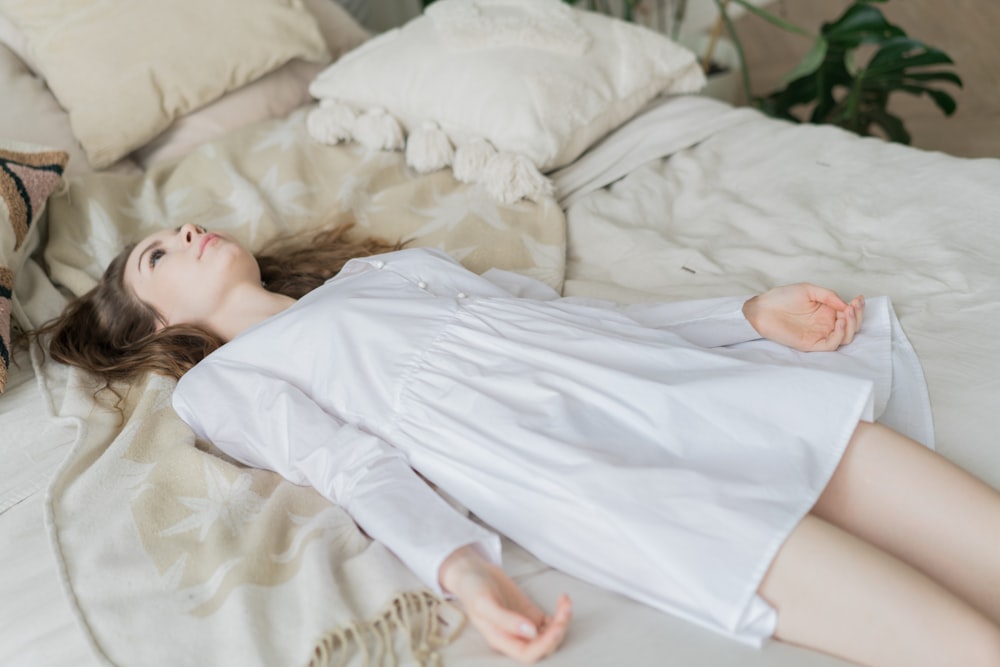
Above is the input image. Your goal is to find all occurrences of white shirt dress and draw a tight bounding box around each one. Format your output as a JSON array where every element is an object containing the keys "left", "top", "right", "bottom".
[{"left": 172, "top": 247, "right": 932, "bottom": 646}]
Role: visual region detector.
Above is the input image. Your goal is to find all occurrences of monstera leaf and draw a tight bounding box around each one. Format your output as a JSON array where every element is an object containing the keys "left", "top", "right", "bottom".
[{"left": 746, "top": 0, "right": 962, "bottom": 144}]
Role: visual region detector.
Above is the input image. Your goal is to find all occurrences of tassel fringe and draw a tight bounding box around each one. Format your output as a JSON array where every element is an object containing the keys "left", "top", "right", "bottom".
[
  {"left": 307, "top": 99, "right": 357, "bottom": 145},
  {"left": 307, "top": 103, "right": 551, "bottom": 203},
  {"left": 309, "top": 590, "right": 466, "bottom": 667},
  {"left": 452, "top": 137, "right": 497, "bottom": 184},
  {"left": 405, "top": 122, "right": 455, "bottom": 173},
  {"left": 480, "top": 152, "right": 554, "bottom": 205},
  {"left": 354, "top": 108, "right": 406, "bottom": 151}
]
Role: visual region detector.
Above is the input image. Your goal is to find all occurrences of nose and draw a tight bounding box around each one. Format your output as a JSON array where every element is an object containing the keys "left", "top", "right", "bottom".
[{"left": 178, "top": 223, "right": 203, "bottom": 245}]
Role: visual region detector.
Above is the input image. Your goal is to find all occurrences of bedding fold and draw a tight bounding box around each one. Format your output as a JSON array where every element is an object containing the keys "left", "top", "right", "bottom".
[{"left": 550, "top": 95, "right": 756, "bottom": 208}]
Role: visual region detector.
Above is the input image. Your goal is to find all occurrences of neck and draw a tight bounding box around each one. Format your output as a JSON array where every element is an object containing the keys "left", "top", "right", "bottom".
[{"left": 206, "top": 283, "right": 297, "bottom": 343}]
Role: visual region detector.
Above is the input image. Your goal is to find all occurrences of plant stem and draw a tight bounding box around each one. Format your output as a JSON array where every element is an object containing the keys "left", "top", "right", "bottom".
[
  {"left": 709, "top": 0, "right": 753, "bottom": 104},
  {"left": 702, "top": 8, "right": 727, "bottom": 73}
]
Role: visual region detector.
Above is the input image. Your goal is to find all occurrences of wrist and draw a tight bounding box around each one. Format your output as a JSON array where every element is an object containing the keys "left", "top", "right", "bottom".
[
  {"left": 438, "top": 544, "right": 485, "bottom": 596},
  {"left": 742, "top": 295, "right": 765, "bottom": 337}
]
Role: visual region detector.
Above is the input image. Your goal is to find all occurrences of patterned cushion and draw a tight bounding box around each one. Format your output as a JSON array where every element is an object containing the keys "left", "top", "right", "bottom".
[{"left": 0, "top": 141, "right": 67, "bottom": 393}]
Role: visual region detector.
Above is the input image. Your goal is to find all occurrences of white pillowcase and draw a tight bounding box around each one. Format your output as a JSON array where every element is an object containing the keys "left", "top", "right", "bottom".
[{"left": 308, "top": 0, "right": 705, "bottom": 203}]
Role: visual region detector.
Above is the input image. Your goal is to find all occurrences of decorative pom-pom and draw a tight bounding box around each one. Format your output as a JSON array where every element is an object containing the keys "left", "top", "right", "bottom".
[
  {"left": 353, "top": 107, "right": 405, "bottom": 151},
  {"left": 452, "top": 137, "right": 497, "bottom": 184},
  {"left": 307, "top": 99, "right": 357, "bottom": 145},
  {"left": 480, "top": 152, "right": 554, "bottom": 204},
  {"left": 405, "top": 121, "right": 455, "bottom": 173}
]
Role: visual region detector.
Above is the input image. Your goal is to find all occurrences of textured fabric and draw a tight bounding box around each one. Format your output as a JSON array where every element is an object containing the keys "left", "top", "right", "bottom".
[
  {"left": 0, "top": 141, "right": 66, "bottom": 393},
  {"left": 171, "top": 247, "right": 916, "bottom": 644},
  {"left": 0, "top": 0, "right": 328, "bottom": 167},
  {"left": 308, "top": 0, "right": 705, "bottom": 195}
]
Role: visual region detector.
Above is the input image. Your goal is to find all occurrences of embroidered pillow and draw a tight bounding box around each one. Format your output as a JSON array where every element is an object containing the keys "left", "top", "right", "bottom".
[
  {"left": 0, "top": 141, "right": 67, "bottom": 393},
  {"left": 308, "top": 0, "right": 705, "bottom": 204}
]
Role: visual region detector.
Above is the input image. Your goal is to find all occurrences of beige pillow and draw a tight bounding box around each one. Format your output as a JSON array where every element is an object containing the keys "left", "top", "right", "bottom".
[
  {"left": 0, "top": 140, "right": 67, "bottom": 393},
  {"left": 308, "top": 0, "right": 705, "bottom": 204},
  {"left": 0, "top": 0, "right": 328, "bottom": 168},
  {"left": 132, "top": 0, "right": 371, "bottom": 168},
  {"left": 0, "top": 43, "right": 141, "bottom": 175}
]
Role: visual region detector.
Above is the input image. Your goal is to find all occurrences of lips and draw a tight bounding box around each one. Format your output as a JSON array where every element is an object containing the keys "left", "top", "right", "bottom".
[{"left": 198, "top": 233, "right": 219, "bottom": 258}]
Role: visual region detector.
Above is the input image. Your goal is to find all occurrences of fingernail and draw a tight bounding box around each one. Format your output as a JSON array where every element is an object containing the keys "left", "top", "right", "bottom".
[{"left": 520, "top": 623, "right": 538, "bottom": 638}]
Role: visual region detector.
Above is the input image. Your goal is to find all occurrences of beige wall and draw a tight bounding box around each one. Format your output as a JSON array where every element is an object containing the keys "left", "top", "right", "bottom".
[{"left": 732, "top": 0, "right": 1000, "bottom": 158}]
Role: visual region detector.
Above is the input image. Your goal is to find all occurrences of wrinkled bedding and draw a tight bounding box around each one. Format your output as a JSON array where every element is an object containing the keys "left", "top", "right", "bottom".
[{"left": 4, "top": 94, "right": 1000, "bottom": 667}]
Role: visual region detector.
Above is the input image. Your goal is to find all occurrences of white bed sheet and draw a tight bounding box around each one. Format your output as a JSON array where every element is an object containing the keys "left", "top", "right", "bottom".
[{"left": 0, "top": 358, "right": 92, "bottom": 667}]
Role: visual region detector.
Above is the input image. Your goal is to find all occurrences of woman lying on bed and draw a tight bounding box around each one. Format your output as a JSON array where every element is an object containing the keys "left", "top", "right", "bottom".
[{"left": 36, "top": 223, "right": 1000, "bottom": 667}]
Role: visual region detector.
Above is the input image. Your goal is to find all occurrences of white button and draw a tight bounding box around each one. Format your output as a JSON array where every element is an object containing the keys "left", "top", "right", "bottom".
[
  {"left": 373, "top": 260, "right": 385, "bottom": 269},
  {"left": 457, "top": 292, "right": 467, "bottom": 298},
  {"left": 417, "top": 281, "right": 428, "bottom": 289}
]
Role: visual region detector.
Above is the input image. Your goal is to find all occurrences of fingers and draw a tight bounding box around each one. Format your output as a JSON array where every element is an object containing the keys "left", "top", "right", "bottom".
[
  {"left": 473, "top": 595, "right": 545, "bottom": 638},
  {"left": 472, "top": 594, "right": 572, "bottom": 664},
  {"left": 805, "top": 284, "right": 849, "bottom": 311},
  {"left": 820, "top": 297, "right": 864, "bottom": 350},
  {"left": 839, "top": 296, "right": 865, "bottom": 345}
]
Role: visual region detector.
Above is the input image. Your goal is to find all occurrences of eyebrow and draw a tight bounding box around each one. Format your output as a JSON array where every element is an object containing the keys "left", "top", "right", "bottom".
[{"left": 135, "top": 227, "right": 182, "bottom": 274}]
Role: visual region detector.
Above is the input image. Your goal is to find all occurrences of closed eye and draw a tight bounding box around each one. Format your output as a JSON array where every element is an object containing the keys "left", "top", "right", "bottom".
[{"left": 149, "top": 248, "right": 165, "bottom": 268}]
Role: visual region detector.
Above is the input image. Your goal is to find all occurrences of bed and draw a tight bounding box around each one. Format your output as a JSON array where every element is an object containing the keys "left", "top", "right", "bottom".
[{"left": 2, "top": 1, "right": 998, "bottom": 666}]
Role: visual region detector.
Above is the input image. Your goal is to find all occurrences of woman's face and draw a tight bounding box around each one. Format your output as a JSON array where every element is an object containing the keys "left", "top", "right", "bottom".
[{"left": 124, "top": 224, "right": 260, "bottom": 330}]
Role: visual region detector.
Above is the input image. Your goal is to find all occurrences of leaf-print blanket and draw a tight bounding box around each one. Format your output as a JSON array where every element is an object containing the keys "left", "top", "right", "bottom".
[{"left": 38, "top": 107, "right": 566, "bottom": 667}]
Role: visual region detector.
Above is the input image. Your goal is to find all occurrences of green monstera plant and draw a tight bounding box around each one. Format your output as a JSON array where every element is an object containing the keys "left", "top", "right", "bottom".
[{"left": 710, "top": 0, "right": 963, "bottom": 144}]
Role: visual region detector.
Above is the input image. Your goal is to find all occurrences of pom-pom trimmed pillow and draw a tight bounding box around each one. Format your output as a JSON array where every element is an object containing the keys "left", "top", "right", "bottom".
[
  {"left": 308, "top": 0, "right": 705, "bottom": 204},
  {"left": 0, "top": 141, "right": 67, "bottom": 393},
  {"left": 0, "top": 0, "right": 328, "bottom": 169}
]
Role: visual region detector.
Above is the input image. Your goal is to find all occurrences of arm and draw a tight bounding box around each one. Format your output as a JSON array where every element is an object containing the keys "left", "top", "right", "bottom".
[
  {"left": 175, "top": 361, "right": 571, "bottom": 661},
  {"left": 481, "top": 269, "right": 864, "bottom": 352},
  {"left": 481, "top": 268, "right": 759, "bottom": 347},
  {"left": 172, "top": 360, "right": 500, "bottom": 595}
]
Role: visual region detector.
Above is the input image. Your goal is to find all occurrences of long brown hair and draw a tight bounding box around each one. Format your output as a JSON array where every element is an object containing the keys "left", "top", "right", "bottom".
[{"left": 32, "top": 222, "right": 403, "bottom": 390}]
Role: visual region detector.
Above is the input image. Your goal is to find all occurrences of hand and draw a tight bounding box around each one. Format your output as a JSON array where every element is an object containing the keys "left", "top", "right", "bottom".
[
  {"left": 439, "top": 546, "right": 572, "bottom": 663},
  {"left": 742, "top": 283, "right": 865, "bottom": 352}
]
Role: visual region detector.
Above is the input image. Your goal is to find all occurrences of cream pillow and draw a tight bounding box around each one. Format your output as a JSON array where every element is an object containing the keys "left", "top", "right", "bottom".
[
  {"left": 0, "top": 140, "right": 67, "bottom": 394},
  {"left": 308, "top": 0, "right": 705, "bottom": 203},
  {"left": 0, "top": 43, "right": 141, "bottom": 175},
  {"left": 0, "top": 0, "right": 328, "bottom": 169},
  {"left": 132, "top": 0, "right": 371, "bottom": 168}
]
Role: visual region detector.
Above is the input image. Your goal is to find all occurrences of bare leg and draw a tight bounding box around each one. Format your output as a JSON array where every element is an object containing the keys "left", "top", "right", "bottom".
[
  {"left": 813, "top": 422, "right": 1000, "bottom": 623},
  {"left": 759, "top": 514, "right": 1000, "bottom": 667}
]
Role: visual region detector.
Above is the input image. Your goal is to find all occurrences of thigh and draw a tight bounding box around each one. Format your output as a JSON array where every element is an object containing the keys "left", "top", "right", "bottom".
[
  {"left": 758, "top": 514, "right": 1000, "bottom": 667},
  {"left": 813, "top": 421, "right": 1000, "bottom": 622}
]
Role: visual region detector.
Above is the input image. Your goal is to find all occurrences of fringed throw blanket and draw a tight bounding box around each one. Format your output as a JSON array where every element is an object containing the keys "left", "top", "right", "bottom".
[{"left": 36, "top": 107, "right": 565, "bottom": 667}]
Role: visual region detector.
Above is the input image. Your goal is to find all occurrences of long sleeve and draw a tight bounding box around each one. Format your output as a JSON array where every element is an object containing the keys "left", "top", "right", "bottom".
[
  {"left": 481, "top": 267, "right": 761, "bottom": 348},
  {"left": 172, "top": 360, "right": 501, "bottom": 594}
]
